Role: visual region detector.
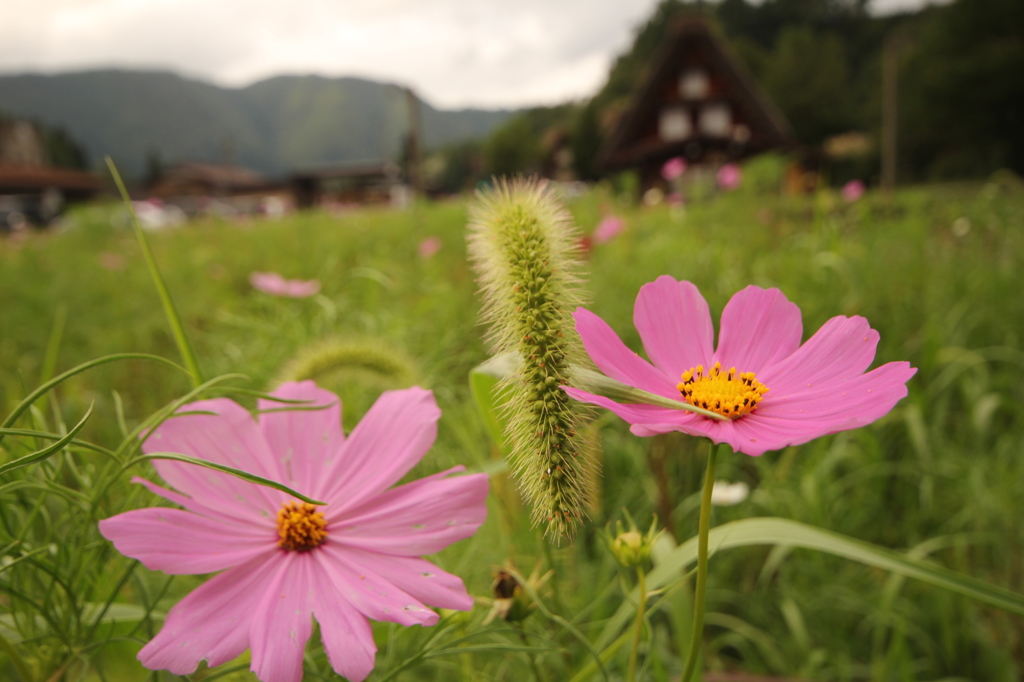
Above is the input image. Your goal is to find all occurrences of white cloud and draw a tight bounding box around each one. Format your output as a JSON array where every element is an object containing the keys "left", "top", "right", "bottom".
[{"left": 0, "top": 0, "right": 945, "bottom": 109}]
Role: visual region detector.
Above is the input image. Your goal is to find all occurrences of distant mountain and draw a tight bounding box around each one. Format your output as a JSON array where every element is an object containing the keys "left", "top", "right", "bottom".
[{"left": 0, "top": 70, "right": 514, "bottom": 178}]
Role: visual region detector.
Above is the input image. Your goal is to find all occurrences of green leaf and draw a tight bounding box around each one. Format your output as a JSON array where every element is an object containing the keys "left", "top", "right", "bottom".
[
  {"left": 0, "top": 404, "right": 93, "bottom": 476},
  {"left": 469, "top": 353, "right": 516, "bottom": 458},
  {"left": 571, "top": 368, "right": 727, "bottom": 421},
  {"left": 129, "top": 452, "right": 326, "bottom": 506},
  {"left": 596, "top": 517, "right": 1024, "bottom": 650}
]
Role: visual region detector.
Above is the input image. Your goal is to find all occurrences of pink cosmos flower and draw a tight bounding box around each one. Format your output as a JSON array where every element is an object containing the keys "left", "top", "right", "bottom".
[
  {"left": 563, "top": 276, "right": 916, "bottom": 456},
  {"left": 717, "top": 163, "right": 742, "bottom": 191},
  {"left": 418, "top": 236, "right": 442, "bottom": 259},
  {"left": 250, "top": 271, "right": 321, "bottom": 298},
  {"left": 593, "top": 215, "right": 625, "bottom": 245},
  {"left": 842, "top": 179, "right": 866, "bottom": 203},
  {"left": 661, "top": 156, "right": 687, "bottom": 181},
  {"left": 99, "top": 382, "right": 489, "bottom": 682}
]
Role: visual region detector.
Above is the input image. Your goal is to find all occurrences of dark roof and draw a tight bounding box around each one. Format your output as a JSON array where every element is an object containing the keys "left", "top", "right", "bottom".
[
  {"left": 0, "top": 165, "right": 103, "bottom": 192},
  {"left": 290, "top": 160, "right": 401, "bottom": 182},
  {"left": 600, "top": 16, "right": 794, "bottom": 171},
  {"left": 158, "top": 162, "right": 267, "bottom": 188}
]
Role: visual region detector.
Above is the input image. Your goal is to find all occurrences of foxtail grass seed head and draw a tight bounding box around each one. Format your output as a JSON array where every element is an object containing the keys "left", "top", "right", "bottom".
[{"left": 468, "top": 177, "right": 595, "bottom": 541}]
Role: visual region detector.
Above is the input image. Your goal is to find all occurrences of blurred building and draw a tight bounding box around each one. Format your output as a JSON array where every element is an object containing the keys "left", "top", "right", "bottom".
[
  {"left": 600, "top": 16, "right": 794, "bottom": 189},
  {"left": 289, "top": 161, "right": 404, "bottom": 208},
  {"left": 147, "top": 161, "right": 294, "bottom": 217},
  {"left": 0, "top": 120, "right": 101, "bottom": 229}
]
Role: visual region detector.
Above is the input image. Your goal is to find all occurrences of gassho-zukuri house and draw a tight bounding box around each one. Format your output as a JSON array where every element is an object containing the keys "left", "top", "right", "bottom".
[{"left": 600, "top": 16, "right": 794, "bottom": 189}]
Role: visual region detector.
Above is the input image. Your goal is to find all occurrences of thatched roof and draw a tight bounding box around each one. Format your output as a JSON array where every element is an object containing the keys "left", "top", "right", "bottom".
[{"left": 600, "top": 16, "right": 793, "bottom": 173}]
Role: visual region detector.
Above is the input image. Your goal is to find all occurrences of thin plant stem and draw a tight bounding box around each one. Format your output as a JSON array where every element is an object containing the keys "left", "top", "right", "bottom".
[
  {"left": 679, "top": 441, "right": 720, "bottom": 682},
  {"left": 626, "top": 565, "right": 647, "bottom": 682},
  {"left": 541, "top": 539, "right": 564, "bottom": 616},
  {"left": 105, "top": 156, "right": 203, "bottom": 388}
]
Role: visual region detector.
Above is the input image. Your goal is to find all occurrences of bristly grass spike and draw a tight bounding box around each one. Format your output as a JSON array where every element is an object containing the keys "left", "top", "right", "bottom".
[{"left": 467, "top": 176, "right": 596, "bottom": 541}]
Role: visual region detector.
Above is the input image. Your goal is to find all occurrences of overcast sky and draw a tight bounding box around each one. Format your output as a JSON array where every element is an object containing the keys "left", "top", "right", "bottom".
[{"left": 1, "top": 0, "right": 941, "bottom": 110}]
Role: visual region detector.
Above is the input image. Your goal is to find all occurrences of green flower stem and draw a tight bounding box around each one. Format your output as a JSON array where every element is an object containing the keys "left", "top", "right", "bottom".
[
  {"left": 680, "top": 441, "right": 721, "bottom": 682},
  {"left": 626, "top": 565, "right": 648, "bottom": 682}
]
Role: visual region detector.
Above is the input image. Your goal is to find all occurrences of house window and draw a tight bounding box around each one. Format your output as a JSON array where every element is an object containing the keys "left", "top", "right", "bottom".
[
  {"left": 659, "top": 106, "right": 692, "bottom": 142},
  {"left": 699, "top": 103, "right": 732, "bottom": 137},
  {"left": 680, "top": 69, "right": 710, "bottom": 100}
]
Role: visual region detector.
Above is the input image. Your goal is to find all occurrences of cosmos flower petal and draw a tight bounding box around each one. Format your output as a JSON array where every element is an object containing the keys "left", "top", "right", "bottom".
[
  {"left": 315, "top": 544, "right": 439, "bottom": 627},
  {"left": 713, "top": 286, "right": 802, "bottom": 372},
  {"left": 130, "top": 475, "right": 218, "bottom": 516},
  {"left": 146, "top": 398, "right": 285, "bottom": 518},
  {"left": 759, "top": 361, "right": 916, "bottom": 425},
  {"left": 310, "top": 560, "right": 377, "bottom": 682},
  {"left": 98, "top": 507, "right": 271, "bottom": 574},
  {"left": 760, "top": 316, "right": 879, "bottom": 394},
  {"left": 249, "top": 553, "right": 313, "bottom": 682},
  {"left": 321, "top": 387, "right": 440, "bottom": 509},
  {"left": 258, "top": 381, "right": 344, "bottom": 497},
  {"left": 333, "top": 468, "right": 489, "bottom": 556},
  {"left": 138, "top": 551, "right": 282, "bottom": 674},
  {"left": 339, "top": 548, "right": 474, "bottom": 611},
  {"left": 634, "top": 276, "right": 714, "bottom": 379},
  {"left": 574, "top": 308, "right": 677, "bottom": 398}
]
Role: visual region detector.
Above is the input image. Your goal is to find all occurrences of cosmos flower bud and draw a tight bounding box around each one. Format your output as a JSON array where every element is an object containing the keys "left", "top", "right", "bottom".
[
  {"left": 605, "top": 515, "right": 660, "bottom": 568},
  {"left": 467, "top": 177, "right": 595, "bottom": 541}
]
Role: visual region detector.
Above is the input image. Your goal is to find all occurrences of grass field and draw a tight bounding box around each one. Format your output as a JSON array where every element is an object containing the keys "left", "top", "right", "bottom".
[{"left": 1, "top": 174, "right": 1022, "bottom": 681}]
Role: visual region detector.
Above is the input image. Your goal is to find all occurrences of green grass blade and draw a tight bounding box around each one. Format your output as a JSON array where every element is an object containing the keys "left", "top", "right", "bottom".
[
  {"left": 127, "top": 452, "right": 326, "bottom": 506},
  {"left": 0, "top": 353, "right": 187, "bottom": 443},
  {"left": 0, "top": 429, "right": 115, "bottom": 459},
  {"left": 105, "top": 156, "right": 203, "bottom": 388},
  {"left": 40, "top": 303, "right": 67, "bottom": 384},
  {"left": 0, "top": 404, "right": 93, "bottom": 476},
  {"left": 596, "top": 517, "right": 1024, "bottom": 650}
]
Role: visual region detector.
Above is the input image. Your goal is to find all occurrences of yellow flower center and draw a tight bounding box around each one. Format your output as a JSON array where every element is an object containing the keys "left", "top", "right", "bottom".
[
  {"left": 676, "top": 362, "right": 769, "bottom": 419},
  {"left": 276, "top": 502, "right": 328, "bottom": 552}
]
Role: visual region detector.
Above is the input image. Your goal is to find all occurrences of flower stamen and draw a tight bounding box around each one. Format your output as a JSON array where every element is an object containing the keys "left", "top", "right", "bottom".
[
  {"left": 677, "top": 362, "right": 768, "bottom": 419},
  {"left": 276, "top": 502, "right": 328, "bottom": 552}
]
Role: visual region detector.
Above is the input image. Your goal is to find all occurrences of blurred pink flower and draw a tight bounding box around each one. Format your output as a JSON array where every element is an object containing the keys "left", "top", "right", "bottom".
[
  {"left": 99, "top": 382, "right": 489, "bottom": 682},
  {"left": 717, "top": 163, "right": 742, "bottom": 191},
  {"left": 842, "top": 180, "right": 866, "bottom": 203},
  {"left": 564, "top": 276, "right": 916, "bottom": 457},
  {"left": 418, "top": 236, "right": 442, "bottom": 259},
  {"left": 250, "top": 272, "right": 321, "bottom": 298},
  {"left": 661, "top": 157, "right": 687, "bottom": 181},
  {"left": 593, "top": 215, "right": 625, "bottom": 245},
  {"left": 667, "top": 192, "right": 685, "bottom": 207},
  {"left": 98, "top": 252, "right": 126, "bottom": 271}
]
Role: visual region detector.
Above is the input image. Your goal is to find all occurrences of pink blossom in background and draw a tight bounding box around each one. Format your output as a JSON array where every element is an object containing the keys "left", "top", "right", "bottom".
[
  {"left": 418, "top": 236, "right": 442, "bottom": 259},
  {"left": 249, "top": 271, "right": 321, "bottom": 298},
  {"left": 667, "top": 192, "right": 685, "bottom": 207},
  {"left": 593, "top": 215, "right": 625, "bottom": 245},
  {"left": 563, "top": 276, "right": 916, "bottom": 457},
  {"left": 842, "top": 180, "right": 866, "bottom": 202},
  {"left": 99, "top": 382, "right": 489, "bottom": 682},
  {"left": 98, "top": 252, "right": 126, "bottom": 271},
  {"left": 661, "top": 156, "right": 687, "bottom": 181},
  {"left": 717, "top": 163, "right": 742, "bottom": 191}
]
